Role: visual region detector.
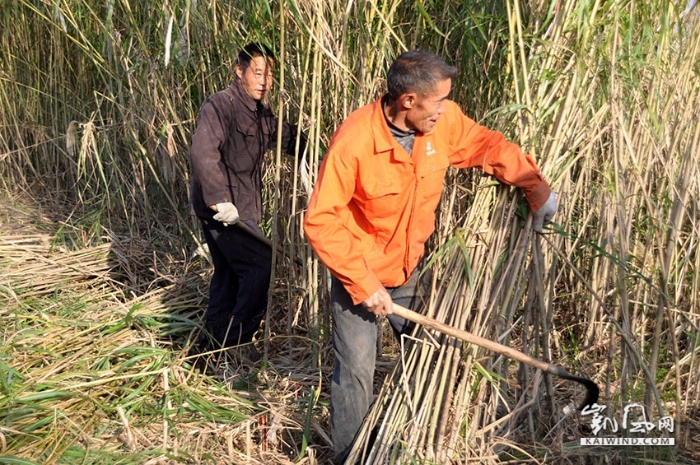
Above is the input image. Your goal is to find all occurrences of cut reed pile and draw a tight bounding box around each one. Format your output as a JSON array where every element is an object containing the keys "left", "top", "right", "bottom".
[
  {"left": 1, "top": 0, "right": 699, "bottom": 464},
  {"left": 0, "top": 199, "right": 335, "bottom": 463}
]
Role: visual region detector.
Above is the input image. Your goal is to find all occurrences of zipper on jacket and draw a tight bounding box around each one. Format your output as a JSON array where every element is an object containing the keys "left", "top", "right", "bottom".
[{"left": 403, "top": 164, "right": 420, "bottom": 278}]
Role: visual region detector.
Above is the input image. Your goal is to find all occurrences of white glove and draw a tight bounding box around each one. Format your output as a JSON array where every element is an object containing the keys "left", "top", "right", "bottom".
[
  {"left": 532, "top": 191, "right": 557, "bottom": 233},
  {"left": 213, "top": 202, "right": 239, "bottom": 226}
]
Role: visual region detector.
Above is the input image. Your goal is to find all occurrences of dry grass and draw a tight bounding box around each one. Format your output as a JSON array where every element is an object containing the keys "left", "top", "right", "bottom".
[{"left": 0, "top": 195, "right": 336, "bottom": 464}]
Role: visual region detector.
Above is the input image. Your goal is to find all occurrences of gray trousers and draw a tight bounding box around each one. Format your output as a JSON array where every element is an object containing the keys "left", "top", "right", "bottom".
[{"left": 330, "top": 266, "right": 430, "bottom": 462}]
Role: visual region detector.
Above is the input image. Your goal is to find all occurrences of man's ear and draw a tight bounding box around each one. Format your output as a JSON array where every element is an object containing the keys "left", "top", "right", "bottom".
[
  {"left": 398, "top": 92, "right": 416, "bottom": 110},
  {"left": 235, "top": 64, "right": 243, "bottom": 79}
]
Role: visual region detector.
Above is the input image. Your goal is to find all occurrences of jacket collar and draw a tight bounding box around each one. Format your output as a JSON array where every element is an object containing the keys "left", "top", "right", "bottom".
[
  {"left": 229, "top": 79, "right": 259, "bottom": 112},
  {"left": 371, "top": 96, "right": 412, "bottom": 162}
]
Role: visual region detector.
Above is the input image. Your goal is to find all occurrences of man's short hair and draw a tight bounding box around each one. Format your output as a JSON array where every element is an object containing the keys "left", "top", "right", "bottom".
[
  {"left": 238, "top": 42, "right": 275, "bottom": 71},
  {"left": 387, "top": 50, "right": 458, "bottom": 99}
]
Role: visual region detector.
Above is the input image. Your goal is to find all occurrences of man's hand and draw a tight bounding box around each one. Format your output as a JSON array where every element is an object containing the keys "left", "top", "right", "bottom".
[
  {"left": 533, "top": 191, "right": 557, "bottom": 233},
  {"left": 362, "top": 286, "right": 393, "bottom": 316},
  {"left": 213, "top": 202, "right": 239, "bottom": 226}
]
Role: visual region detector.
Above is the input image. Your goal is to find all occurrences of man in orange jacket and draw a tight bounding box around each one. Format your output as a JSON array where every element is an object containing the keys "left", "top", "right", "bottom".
[{"left": 303, "top": 50, "right": 556, "bottom": 462}]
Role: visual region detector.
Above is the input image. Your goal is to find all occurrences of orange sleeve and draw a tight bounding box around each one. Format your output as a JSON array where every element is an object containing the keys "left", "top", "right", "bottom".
[
  {"left": 303, "top": 146, "right": 383, "bottom": 305},
  {"left": 444, "top": 102, "right": 551, "bottom": 211}
]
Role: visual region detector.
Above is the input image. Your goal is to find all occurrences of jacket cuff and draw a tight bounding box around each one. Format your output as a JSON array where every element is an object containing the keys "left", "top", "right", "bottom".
[
  {"left": 345, "top": 273, "right": 384, "bottom": 306},
  {"left": 524, "top": 180, "right": 551, "bottom": 212}
]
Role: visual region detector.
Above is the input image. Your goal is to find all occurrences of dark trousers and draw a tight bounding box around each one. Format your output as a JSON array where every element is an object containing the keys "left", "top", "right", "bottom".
[
  {"left": 330, "top": 265, "right": 430, "bottom": 462},
  {"left": 200, "top": 219, "right": 272, "bottom": 347}
]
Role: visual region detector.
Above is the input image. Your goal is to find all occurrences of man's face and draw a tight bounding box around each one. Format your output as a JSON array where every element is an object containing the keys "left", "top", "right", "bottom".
[
  {"left": 404, "top": 78, "right": 451, "bottom": 134},
  {"left": 236, "top": 54, "right": 273, "bottom": 101}
]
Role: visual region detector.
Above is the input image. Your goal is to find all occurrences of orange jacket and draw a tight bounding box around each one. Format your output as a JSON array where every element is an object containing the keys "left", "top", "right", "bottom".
[{"left": 304, "top": 98, "right": 550, "bottom": 304}]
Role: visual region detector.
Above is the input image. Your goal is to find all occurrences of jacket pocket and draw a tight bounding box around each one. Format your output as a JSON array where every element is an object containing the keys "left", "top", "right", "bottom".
[
  {"left": 236, "top": 119, "right": 256, "bottom": 137},
  {"left": 419, "top": 157, "right": 449, "bottom": 205},
  {"left": 362, "top": 180, "right": 404, "bottom": 218}
]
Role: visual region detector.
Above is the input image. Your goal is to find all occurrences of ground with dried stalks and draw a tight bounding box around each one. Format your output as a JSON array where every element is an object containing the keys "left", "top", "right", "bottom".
[{"left": 0, "top": 196, "right": 338, "bottom": 464}]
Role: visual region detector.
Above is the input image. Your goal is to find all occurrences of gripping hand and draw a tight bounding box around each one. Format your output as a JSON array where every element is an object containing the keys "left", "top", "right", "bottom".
[
  {"left": 532, "top": 191, "right": 557, "bottom": 233},
  {"left": 213, "top": 202, "right": 239, "bottom": 226}
]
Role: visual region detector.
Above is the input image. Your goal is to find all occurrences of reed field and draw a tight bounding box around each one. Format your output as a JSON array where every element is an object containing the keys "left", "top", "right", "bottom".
[{"left": 1, "top": 0, "right": 699, "bottom": 463}]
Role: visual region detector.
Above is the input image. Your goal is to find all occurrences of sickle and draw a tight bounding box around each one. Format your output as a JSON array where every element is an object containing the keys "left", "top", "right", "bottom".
[{"left": 391, "top": 303, "right": 599, "bottom": 410}]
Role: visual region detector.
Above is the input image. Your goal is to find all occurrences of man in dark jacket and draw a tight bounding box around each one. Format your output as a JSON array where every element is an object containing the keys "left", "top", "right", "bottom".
[{"left": 190, "top": 42, "right": 306, "bottom": 354}]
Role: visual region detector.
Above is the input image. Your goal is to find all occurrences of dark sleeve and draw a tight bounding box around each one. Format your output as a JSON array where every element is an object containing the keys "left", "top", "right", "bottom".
[
  {"left": 282, "top": 121, "right": 308, "bottom": 157},
  {"left": 190, "top": 95, "right": 232, "bottom": 208},
  {"left": 267, "top": 117, "right": 307, "bottom": 158}
]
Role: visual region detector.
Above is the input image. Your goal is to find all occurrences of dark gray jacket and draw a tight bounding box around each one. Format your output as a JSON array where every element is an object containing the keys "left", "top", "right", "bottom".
[{"left": 189, "top": 80, "right": 306, "bottom": 222}]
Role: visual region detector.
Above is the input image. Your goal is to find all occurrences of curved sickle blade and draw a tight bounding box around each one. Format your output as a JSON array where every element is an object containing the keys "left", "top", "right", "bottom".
[{"left": 392, "top": 303, "right": 599, "bottom": 410}]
